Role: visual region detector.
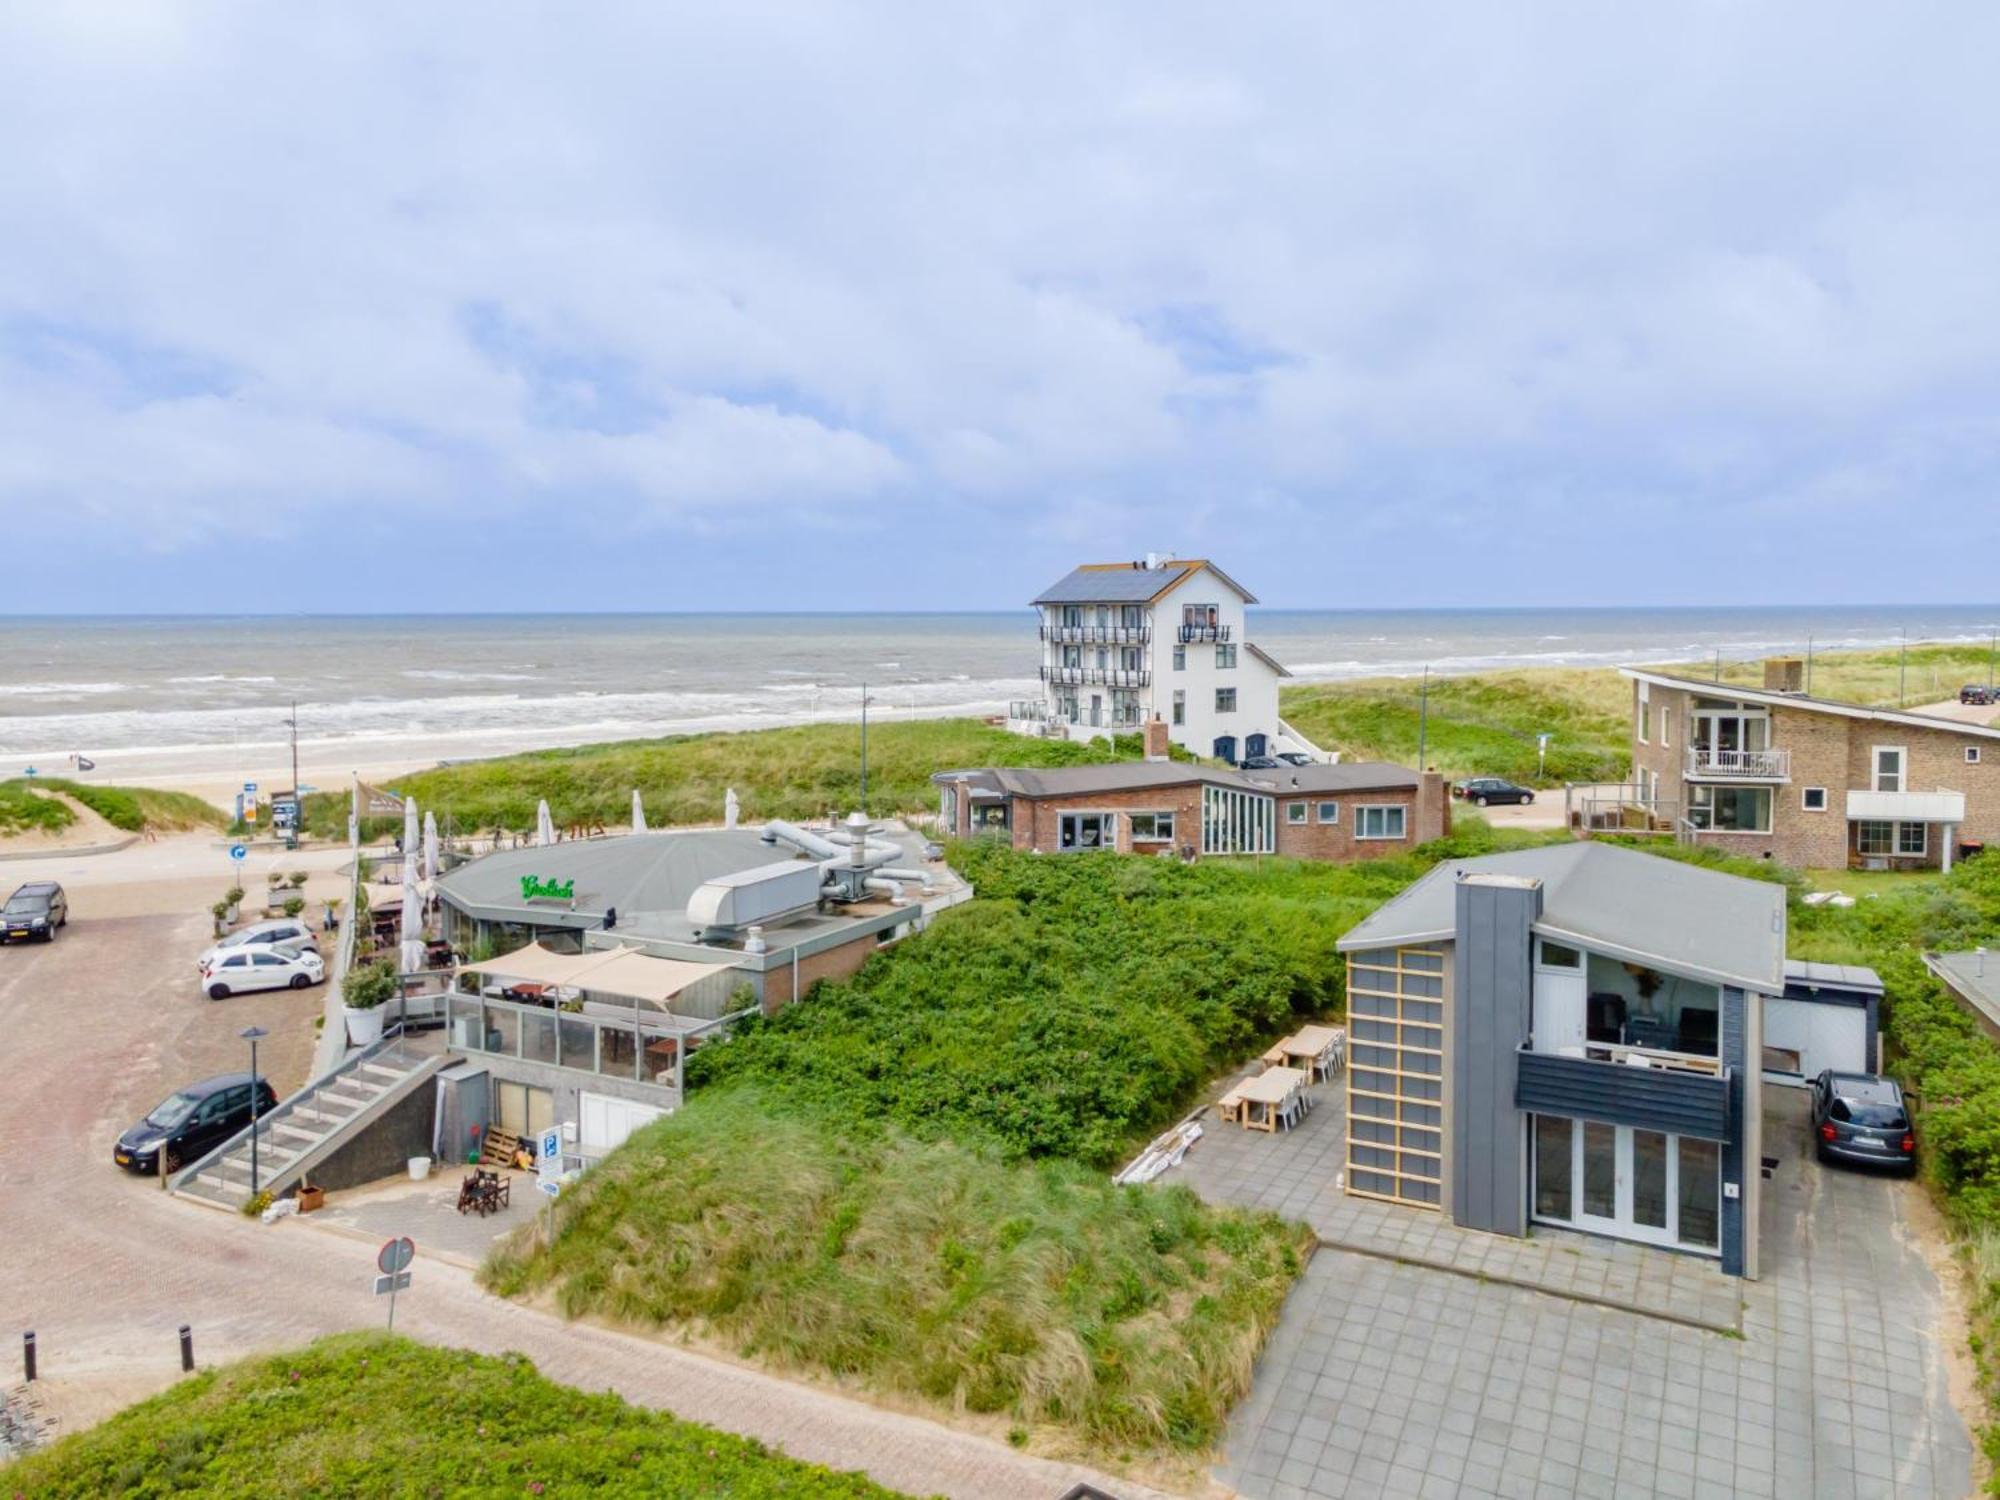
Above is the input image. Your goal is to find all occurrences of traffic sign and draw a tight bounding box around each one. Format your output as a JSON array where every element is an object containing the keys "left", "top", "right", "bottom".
[
  {"left": 373, "top": 1271, "right": 412, "bottom": 1295},
  {"left": 538, "top": 1128, "right": 561, "bottom": 1164},
  {"left": 538, "top": 1179, "right": 562, "bottom": 1197},
  {"left": 228, "top": 844, "right": 247, "bottom": 863},
  {"left": 377, "top": 1236, "right": 415, "bottom": 1275},
  {"left": 243, "top": 782, "right": 257, "bottom": 793}
]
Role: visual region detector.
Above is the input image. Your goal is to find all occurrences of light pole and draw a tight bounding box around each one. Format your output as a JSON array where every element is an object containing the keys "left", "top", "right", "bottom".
[
  {"left": 241, "top": 1025, "right": 268, "bottom": 1195},
  {"left": 281, "top": 702, "right": 301, "bottom": 850},
  {"left": 859, "top": 683, "right": 876, "bottom": 814},
  {"left": 1415, "top": 665, "right": 1431, "bottom": 770}
]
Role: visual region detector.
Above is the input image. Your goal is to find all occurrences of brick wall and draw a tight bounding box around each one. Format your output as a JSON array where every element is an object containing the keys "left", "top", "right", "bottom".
[
  {"left": 1273, "top": 775, "right": 1447, "bottom": 860},
  {"left": 1010, "top": 783, "right": 1205, "bottom": 856},
  {"left": 1769, "top": 705, "right": 1850, "bottom": 867},
  {"left": 763, "top": 930, "right": 892, "bottom": 1012}
]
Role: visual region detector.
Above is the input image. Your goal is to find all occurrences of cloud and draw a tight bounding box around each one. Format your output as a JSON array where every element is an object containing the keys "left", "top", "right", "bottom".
[{"left": 1, "top": 2, "right": 1998, "bottom": 608}]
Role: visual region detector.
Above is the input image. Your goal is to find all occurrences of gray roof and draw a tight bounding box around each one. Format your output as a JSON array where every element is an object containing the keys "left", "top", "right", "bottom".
[
  {"left": 1336, "top": 842, "right": 1787, "bottom": 994},
  {"left": 1927, "top": 950, "right": 2000, "bottom": 1028},
  {"left": 1031, "top": 562, "right": 1195, "bottom": 604},
  {"left": 933, "top": 759, "right": 1422, "bottom": 800},
  {"left": 1620, "top": 667, "right": 2000, "bottom": 743},
  {"left": 1782, "top": 959, "right": 1884, "bottom": 996}
]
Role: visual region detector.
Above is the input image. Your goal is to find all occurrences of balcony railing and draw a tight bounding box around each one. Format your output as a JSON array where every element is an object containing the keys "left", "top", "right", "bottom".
[
  {"left": 1685, "top": 746, "right": 1790, "bottom": 780},
  {"left": 1177, "top": 624, "right": 1232, "bottom": 643},
  {"left": 1040, "top": 624, "right": 1151, "bottom": 644},
  {"left": 1040, "top": 665, "right": 1151, "bottom": 688},
  {"left": 1008, "top": 699, "right": 1050, "bottom": 721},
  {"left": 1515, "top": 1042, "right": 1733, "bottom": 1142}
]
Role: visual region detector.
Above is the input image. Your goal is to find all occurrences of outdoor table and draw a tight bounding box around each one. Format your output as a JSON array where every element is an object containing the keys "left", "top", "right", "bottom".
[
  {"left": 1235, "top": 1066, "right": 1308, "bottom": 1132},
  {"left": 1217, "top": 1080, "right": 1250, "bottom": 1124},
  {"left": 1279, "top": 1025, "right": 1345, "bottom": 1080}
]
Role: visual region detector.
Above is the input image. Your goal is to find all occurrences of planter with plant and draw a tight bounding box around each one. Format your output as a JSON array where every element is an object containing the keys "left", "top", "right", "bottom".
[
  {"left": 224, "top": 886, "right": 245, "bottom": 923},
  {"left": 288, "top": 871, "right": 309, "bottom": 889},
  {"left": 282, "top": 896, "right": 306, "bottom": 919},
  {"left": 210, "top": 899, "right": 231, "bottom": 937},
  {"left": 342, "top": 959, "right": 397, "bottom": 1046}
]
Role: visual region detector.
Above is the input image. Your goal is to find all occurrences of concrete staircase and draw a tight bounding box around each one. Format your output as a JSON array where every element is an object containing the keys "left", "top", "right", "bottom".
[{"left": 172, "top": 1034, "right": 446, "bottom": 1212}]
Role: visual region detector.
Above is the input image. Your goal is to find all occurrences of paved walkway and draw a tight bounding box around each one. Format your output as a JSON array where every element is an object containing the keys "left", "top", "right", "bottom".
[{"left": 1177, "top": 1079, "right": 1976, "bottom": 1500}]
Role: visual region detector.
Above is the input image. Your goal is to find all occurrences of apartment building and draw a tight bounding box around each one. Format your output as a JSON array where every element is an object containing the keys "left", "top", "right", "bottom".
[
  {"left": 1336, "top": 843, "right": 1783, "bottom": 1277},
  {"left": 1620, "top": 659, "right": 2000, "bottom": 869},
  {"left": 936, "top": 721, "right": 1449, "bottom": 860},
  {"left": 1008, "top": 554, "right": 1320, "bottom": 764}
]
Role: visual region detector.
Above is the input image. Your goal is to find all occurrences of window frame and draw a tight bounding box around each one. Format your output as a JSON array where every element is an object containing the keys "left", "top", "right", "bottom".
[
  {"left": 1215, "top": 687, "right": 1237, "bottom": 714},
  {"left": 1171, "top": 645, "right": 1185, "bottom": 671},
  {"left": 1355, "top": 804, "right": 1409, "bottom": 841},
  {"left": 1316, "top": 801, "right": 1340, "bottom": 824},
  {"left": 1872, "top": 745, "right": 1906, "bottom": 793},
  {"left": 1286, "top": 801, "right": 1307, "bottom": 825},
  {"left": 1968, "top": 746, "right": 1983, "bottom": 765},
  {"left": 1056, "top": 811, "right": 1116, "bottom": 852},
  {"left": 1171, "top": 689, "right": 1185, "bottom": 726},
  {"left": 1128, "top": 810, "right": 1175, "bottom": 843},
  {"left": 1637, "top": 681, "right": 1650, "bottom": 744},
  {"left": 1801, "top": 786, "right": 1828, "bottom": 812},
  {"left": 1215, "top": 643, "right": 1238, "bottom": 670}
]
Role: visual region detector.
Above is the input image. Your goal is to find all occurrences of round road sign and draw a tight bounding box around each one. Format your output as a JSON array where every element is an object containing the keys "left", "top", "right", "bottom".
[
  {"left": 228, "top": 843, "right": 247, "bottom": 862},
  {"left": 377, "top": 1236, "right": 416, "bottom": 1276}
]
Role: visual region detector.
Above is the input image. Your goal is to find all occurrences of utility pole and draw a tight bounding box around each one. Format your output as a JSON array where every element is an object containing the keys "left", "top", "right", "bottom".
[
  {"left": 1898, "top": 630, "right": 1907, "bottom": 707},
  {"left": 859, "top": 682, "right": 870, "bottom": 814},
  {"left": 1989, "top": 633, "right": 1996, "bottom": 694},
  {"left": 1805, "top": 635, "right": 1814, "bottom": 696},
  {"left": 1713, "top": 648, "right": 1722, "bottom": 683},
  {"left": 1416, "top": 665, "right": 1431, "bottom": 770},
  {"left": 241, "top": 1025, "right": 267, "bottom": 1197}
]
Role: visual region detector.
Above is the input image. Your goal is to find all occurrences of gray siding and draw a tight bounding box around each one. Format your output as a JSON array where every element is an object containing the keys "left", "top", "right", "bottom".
[
  {"left": 1450, "top": 877, "right": 1540, "bottom": 1236},
  {"left": 1515, "top": 1051, "right": 1732, "bottom": 1141},
  {"left": 1720, "top": 985, "right": 1748, "bottom": 1276}
]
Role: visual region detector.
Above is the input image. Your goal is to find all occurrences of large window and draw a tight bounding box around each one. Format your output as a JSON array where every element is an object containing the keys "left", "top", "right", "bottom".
[
  {"left": 1200, "top": 785, "right": 1275, "bottom": 855},
  {"left": 1172, "top": 690, "right": 1185, "bottom": 725},
  {"left": 1215, "top": 688, "right": 1237, "bottom": 713},
  {"left": 1128, "top": 811, "right": 1174, "bottom": 843},
  {"left": 1057, "top": 812, "right": 1114, "bottom": 851},
  {"left": 1347, "top": 945, "right": 1446, "bottom": 1208},
  {"left": 1857, "top": 820, "right": 1927, "bottom": 857},
  {"left": 1215, "top": 644, "right": 1238, "bottom": 669},
  {"left": 1120, "top": 605, "right": 1144, "bottom": 628},
  {"left": 1686, "top": 784, "right": 1771, "bottom": 832},
  {"left": 1355, "top": 805, "right": 1407, "bottom": 840},
  {"left": 1534, "top": 1117, "right": 1573, "bottom": 1220},
  {"left": 1873, "top": 746, "right": 1905, "bottom": 792}
]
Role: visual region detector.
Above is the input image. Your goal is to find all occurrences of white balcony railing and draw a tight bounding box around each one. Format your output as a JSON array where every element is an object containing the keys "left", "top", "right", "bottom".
[
  {"left": 1685, "top": 746, "right": 1790, "bottom": 780},
  {"left": 1040, "top": 624, "right": 1151, "bottom": 645}
]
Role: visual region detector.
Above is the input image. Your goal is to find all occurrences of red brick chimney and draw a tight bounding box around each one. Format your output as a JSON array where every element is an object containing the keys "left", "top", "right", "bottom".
[
  {"left": 1143, "top": 716, "right": 1171, "bottom": 761},
  {"left": 1418, "top": 770, "right": 1450, "bottom": 841}
]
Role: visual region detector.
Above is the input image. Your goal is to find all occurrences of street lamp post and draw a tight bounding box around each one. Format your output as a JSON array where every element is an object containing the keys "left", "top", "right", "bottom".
[{"left": 241, "top": 1025, "right": 268, "bottom": 1196}]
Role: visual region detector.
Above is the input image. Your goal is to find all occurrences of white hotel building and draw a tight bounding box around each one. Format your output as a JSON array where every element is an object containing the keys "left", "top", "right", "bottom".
[{"left": 1007, "top": 555, "right": 1323, "bottom": 764}]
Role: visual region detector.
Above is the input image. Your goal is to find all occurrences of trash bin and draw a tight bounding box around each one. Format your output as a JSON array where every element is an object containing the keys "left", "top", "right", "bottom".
[
  {"left": 1960, "top": 839, "right": 1986, "bottom": 863},
  {"left": 407, "top": 1156, "right": 432, "bottom": 1181}
]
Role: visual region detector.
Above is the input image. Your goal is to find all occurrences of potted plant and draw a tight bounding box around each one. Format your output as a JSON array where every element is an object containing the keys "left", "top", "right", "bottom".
[
  {"left": 210, "top": 898, "right": 231, "bottom": 937},
  {"left": 282, "top": 895, "right": 306, "bottom": 919},
  {"left": 342, "top": 959, "right": 397, "bottom": 1046},
  {"left": 288, "top": 871, "right": 308, "bottom": 888},
  {"left": 224, "top": 886, "right": 245, "bottom": 923}
]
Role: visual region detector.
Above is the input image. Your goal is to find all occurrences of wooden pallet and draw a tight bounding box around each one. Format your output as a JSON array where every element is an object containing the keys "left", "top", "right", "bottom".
[{"left": 479, "top": 1128, "right": 521, "bottom": 1169}]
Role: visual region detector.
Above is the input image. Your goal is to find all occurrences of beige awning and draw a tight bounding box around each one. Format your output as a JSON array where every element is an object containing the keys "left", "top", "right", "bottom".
[{"left": 456, "top": 942, "right": 734, "bottom": 1007}]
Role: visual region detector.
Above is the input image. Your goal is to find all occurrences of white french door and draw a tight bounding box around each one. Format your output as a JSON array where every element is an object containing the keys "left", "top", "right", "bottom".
[{"left": 1535, "top": 1116, "right": 1721, "bottom": 1256}]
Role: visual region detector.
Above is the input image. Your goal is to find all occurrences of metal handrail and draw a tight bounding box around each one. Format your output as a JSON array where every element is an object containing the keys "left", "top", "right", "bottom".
[
  {"left": 1177, "top": 624, "right": 1232, "bottom": 643},
  {"left": 1038, "top": 666, "right": 1151, "bottom": 688},
  {"left": 1039, "top": 624, "right": 1151, "bottom": 644},
  {"left": 1685, "top": 745, "right": 1790, "bottom": 779},
  {"left": 168, "top": 1023, "right": 409, "bottom": 1195},
  {"left": 1518, "top": 1038, "right": 1727, "bottom": 1080}
]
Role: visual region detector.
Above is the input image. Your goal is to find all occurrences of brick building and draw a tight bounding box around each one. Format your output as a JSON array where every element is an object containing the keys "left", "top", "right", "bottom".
[
  {"left": 1619, "top": 661, "right": 2000, "bottom": 870},
  {"left": 936, "top": 720, "right": 1449, "bottom": 860}
]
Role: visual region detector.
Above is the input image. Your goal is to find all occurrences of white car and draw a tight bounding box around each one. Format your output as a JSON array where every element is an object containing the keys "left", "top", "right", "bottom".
[
  {"left": 197, "top": 918, "right": 318, "bottom": 975},
  {"left": 201, "top": 943, "right": 326, "bottom": 1000}
]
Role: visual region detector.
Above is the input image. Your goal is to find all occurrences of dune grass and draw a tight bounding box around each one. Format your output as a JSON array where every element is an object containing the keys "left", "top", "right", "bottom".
[
  {"left": 483, "top": 1092, "right": 1311, "bottom": 1457},
  {"left": 0, "top": 1331, "right": 912, "bottom": 1497},
  {"left": 300, "top": 719, "right": 1139, "bottom": 838},
  {"left": 0, "top": 780, "right": 76, "bottom": 836},
  {"left": 1685, "top": 640, "right": 2000, "bottom": 708}
]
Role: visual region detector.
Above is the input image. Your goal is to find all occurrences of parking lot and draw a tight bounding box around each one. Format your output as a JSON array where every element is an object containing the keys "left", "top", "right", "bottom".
[{"left": 1181, "top": 1078, "right": 1977, "bottom": 1499}]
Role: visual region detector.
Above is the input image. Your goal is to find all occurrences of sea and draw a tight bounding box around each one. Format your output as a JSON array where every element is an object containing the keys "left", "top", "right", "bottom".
[{"left": 1, "top": 606, "right": 1996, "bottom": 782}]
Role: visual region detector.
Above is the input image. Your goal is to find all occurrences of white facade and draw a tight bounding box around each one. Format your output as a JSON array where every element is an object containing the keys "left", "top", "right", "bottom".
[{"left": 1012, "top": 559, "right": 1309, "bottom": 762}]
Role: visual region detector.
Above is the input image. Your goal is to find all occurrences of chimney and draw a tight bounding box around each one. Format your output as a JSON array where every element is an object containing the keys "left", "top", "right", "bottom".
[
  {"left": 1763, "top": 657, "right": 1805, "bottom": 693},
  {"left": 1144, "top": 550, "right": 1163, "bottom": 570},
  {"left": 1143, "top": 715, "right": 1171, "bottom": 761},
  {"left": 1418, "top": 769, "right": 1450, "bottom": 841}
]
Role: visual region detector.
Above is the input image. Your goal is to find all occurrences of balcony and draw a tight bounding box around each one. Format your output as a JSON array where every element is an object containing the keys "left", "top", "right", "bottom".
[
  {"left": 1040, "top": 624, "right": 1151, "bottom": 644},
  {"left": 1515, "top": 1042, "right": 1732, "bottom": 1142},
  {"left": 1685, "top": 745, "right": 1790, "bottom": 781},
  {"left": 1846, "top": 788, "right": 1966, "bottom": 823},
  {"left": 1177, "top": 624, "right": 1233, "bottom": 644},
  {"left": 1040, "top": 665, "right": 1151, "bottom": 689}
]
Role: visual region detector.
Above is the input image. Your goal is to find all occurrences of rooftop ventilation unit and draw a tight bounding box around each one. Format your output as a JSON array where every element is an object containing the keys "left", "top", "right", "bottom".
[{"left": 686, "top": 860, "right": 826, "bottom": 939}]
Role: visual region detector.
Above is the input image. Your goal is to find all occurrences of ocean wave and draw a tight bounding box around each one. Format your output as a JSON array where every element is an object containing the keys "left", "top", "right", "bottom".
[
  {"left": 401, "top": 669, "right": 539, "bottom": 683},
  {"left": 166, "top": 674, "right": 278, "bottom": 685},
  {"left": 0, "top": 681, "right": 127, "bottom": 697}
]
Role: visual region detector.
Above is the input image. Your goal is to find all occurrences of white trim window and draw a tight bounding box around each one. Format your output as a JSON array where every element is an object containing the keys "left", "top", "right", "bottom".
[
  {"left": 1057, "top": 811, "right": 1115, "bottom": 851},
  {"left": 1856, "top": 820, "right": 1927, "bottom": 858},
  {"left": 1687, "top": 784, "right": 1772, "bottom": 832},
  {"left": 1658, "top": 707, "right": 1670, "bottom": 747},
  {"left": 1637, "top": 682, "right": 1650, "bottom": 744},
  {"left": 1286, "top": 801, "right": 1307, "bottom": 825},
  {"left": 1215, "top": 687, "right": 1237, "bottom": 713},
  {"left": 1968, "top": 746, "right": 1983, "bottom": 765},
  {"left": 1171, "top": 645, "right": 1186, "bottom": 671},
  {"left": 1872, "top": 746, "right": 1906, "bottom": 793},
  {"left": 1316, "top": 801, "right": 1340, "bottom": 824},
  {"left": 1128, "top": 811, "right": 1175, "bottom": 844},
  {"left": 1355, "top": 805, "right": 1408, "bottom": 840},
  {"left": 1171, "top": 689, "right": 1185, "bottom": 726},
  {"left": 1216, "top": 643, "right": 1238, "bottom": 669},
  {"left": 1801, "top": 787, "right": 1828, "bottom": 812}
]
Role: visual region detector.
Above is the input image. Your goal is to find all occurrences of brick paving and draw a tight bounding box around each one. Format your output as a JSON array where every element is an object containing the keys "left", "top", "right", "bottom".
[{"left": 1175, "top": 1074, "right": 1976, "bottom": 1500}]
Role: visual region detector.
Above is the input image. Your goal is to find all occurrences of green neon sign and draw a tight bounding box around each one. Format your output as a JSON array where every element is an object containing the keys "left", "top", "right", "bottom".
[{"left": 519, "top": 875, "right": 575, "bottom": 902}]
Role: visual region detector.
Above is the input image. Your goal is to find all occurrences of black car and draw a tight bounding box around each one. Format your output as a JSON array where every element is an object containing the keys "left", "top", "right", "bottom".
[
  {"left": 1276, "top": 752, "right": 1315, "bottom": 766},
  {"left": 114, "top": 1072, "right": 278, "bottom": 1176},
  {"left": 1456, "top": 777, "right": 1535, "bottom": 807},
  {"left": 1809, "top": 1070, "right": 1915, "bottom": 1174},
  {"left": 1237, "top": 755, "right": 1282, "bottom": 770},
  {"left": 1961, "top": 684, "right": 1997, "bottom": 706},
  {"left": 1, "top": 881, "right": 67, "bottom": 943}
]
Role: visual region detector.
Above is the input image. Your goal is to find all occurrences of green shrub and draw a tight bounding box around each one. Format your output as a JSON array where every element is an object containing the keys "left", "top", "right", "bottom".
[
  {"left": 341, "top": 959, "right": 397, "bottom": 1011},
  {"left": 0, "top": 781, "right": 75, "bottom": 835},
  {"left": 0, "top": 1332, "right": 911, "bottom": 1497}
]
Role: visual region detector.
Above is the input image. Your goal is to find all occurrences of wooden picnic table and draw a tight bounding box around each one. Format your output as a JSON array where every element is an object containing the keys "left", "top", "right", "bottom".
[
  {"left": 1262, "top": 1025, "right": 1347, "bottom": 1079},
  {"left": 1234, "top": 1066, "right": 1308, "bottom": 1132}
]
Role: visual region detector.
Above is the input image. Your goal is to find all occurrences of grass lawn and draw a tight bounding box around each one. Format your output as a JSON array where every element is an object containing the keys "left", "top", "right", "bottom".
[{"left": 0, "top": 1332, "right": 912, "bottom": 1498}]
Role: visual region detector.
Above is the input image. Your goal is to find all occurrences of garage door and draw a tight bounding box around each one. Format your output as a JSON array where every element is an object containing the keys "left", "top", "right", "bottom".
[
  {"left": 1762, "top": 998, "right": 1869, "bottom": 1084},
  {"left": 579, "top": 1092, "right": 666, "bottom": 1153}
]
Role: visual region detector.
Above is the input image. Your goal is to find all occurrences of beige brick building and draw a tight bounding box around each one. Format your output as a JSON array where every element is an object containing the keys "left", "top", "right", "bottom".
[
  {"left": 935, "top": 720, "right": 1448, "bottom": 863},
  {"left": 1620, "top": 662, "right": 2000, "bottom": 870}
]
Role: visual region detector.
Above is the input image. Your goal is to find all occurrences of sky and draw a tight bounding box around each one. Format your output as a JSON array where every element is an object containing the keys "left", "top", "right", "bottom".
[{"left": 2, "top": 4, "right": 1998, "bottom": 613}]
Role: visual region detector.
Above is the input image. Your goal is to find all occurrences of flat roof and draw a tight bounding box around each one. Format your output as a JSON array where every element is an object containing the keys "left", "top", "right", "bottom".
[
  {"left": 1620, "top": 667, "right": 2000, "bottom": 742},
  {"left": 1782, "top": 958, "right": 1885, "bottom": 996},
  {"left": 1927, "top": 950, "right": 2000, "bottom": 1027},
  {"left": 1336, "top": 842, "right": 1788, "bottom": 995},
  {"left": 933, "top": 760, "right": 1422, "bottom": 800}
]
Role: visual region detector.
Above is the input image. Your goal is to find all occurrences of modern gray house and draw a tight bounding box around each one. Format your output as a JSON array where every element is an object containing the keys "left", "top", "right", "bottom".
[{"left": 1336, "top": 843, "right": 1785, "bottom": 1277}]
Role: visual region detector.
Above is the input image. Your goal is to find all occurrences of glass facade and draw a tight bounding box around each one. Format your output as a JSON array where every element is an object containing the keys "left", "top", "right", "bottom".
[
  {"left": 1200, "top": 785, "right": 1275, "bottom": 854},
  {"left": 1346, "top": 945, "right": 1446, "bottom": 1207}
]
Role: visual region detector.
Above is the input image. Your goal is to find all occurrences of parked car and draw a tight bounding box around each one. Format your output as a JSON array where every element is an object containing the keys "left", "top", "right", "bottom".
[
  {"left": 200, "top": 942, "right": 325, "bottom": 999},
  {"left": 197, "top": 918, "right": 317, "bottom": 973},
  {"left": 1961, "top": 684, "right": 1997, "bottom": 705},
  {"left": 1455, "top": 777, "right": 1535, "bottom": 807},
  {"left": 1, "top": 881, "right": 68, "bottom": 944},
  {"left": 1275, "top": 751, "right": 1315, "bottom": 766},
  {"left": 114, "top": 1072, "right": 278, "bottom": 1175},
  {"left": 1809, "top": 1070, "right": 1916, "bottom": 1173},
  {"left": 1237, "top": 755, "right": 1282, "bottom": 769}
]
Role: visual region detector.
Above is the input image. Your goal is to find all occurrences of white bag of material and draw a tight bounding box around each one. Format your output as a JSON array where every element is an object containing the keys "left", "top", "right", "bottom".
[{"left": 261, "top": 1197, "right": 300, "bottom": 1225}]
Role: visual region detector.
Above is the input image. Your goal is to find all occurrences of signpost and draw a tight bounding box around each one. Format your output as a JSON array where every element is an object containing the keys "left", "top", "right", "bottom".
[
  {"left": 228, "top": 844, "right": 247, "bottom": 864},
  {"left": 376, "top": 1236, "right": 415, "bottom": 1329},
  {"left": 538, "top": 1129, "right": 564, "bottom": 1242},
  {"left": 1536, "top": 733, "right": 1552, "bottom": 779}
]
